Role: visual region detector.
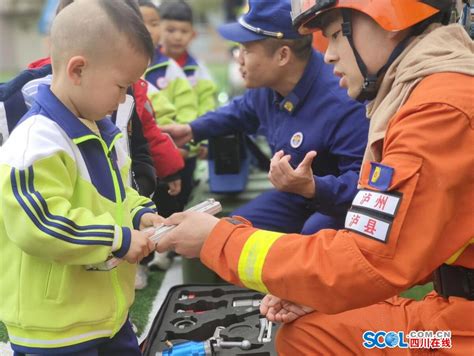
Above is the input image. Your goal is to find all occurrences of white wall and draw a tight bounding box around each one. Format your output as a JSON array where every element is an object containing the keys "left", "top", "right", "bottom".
[{"left": 0, "top": 0, "right": 48, "bottom": 75}]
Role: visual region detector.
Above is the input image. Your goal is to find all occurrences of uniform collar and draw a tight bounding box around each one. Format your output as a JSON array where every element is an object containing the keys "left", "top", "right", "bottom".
[
  {"left": 151, "top": 46, "right": 171, "bottom": 66},
  {"left": 35, "top": 85, "right": 121, "bottom": 146},
  {"left": 175, "top": 51, "right": 190, "bottom": 68},
  {"left": 275, "top": 50, "right": 323, "bottom": 115}
]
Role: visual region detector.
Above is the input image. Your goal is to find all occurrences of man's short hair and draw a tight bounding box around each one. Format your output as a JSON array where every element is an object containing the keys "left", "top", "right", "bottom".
[
  {"left": 261, "top": 35, "right": 313, "bottom": 61},
  {"left": 159, "top": 0, "right": 193, "bottom": 24}
]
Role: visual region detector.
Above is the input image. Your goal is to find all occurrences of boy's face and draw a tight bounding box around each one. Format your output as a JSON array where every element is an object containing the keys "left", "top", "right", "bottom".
[
  {"left": 140, "top": 6, "right": 161, "bottom": 48},
  {"left": 160, "top": 19, "right": 195, "bottom": 59},
  {"left": 236, "top": 41, "right": 281, "bottom": 89},
  {"left": 73, "top": 44, "right": 149, "bottom": 121},
  {"left": 322, "top": 11, "right": 399, "bottom": 99}
]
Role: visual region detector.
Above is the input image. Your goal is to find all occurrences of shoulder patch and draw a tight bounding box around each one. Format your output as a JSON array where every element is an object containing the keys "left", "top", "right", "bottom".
[
  {"left": 345, "top": 210, "right": 392, "bottom": 243},
  {"left": 352, "top": 189, "right": 401, "bottom": 218},
  {"left": 368, "top": 162, "right": 393, "bottom": 191}
]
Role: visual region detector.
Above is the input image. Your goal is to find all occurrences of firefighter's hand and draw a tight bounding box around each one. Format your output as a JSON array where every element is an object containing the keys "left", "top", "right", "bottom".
[
  {"left": 139, "top": 212, "right": 165, "bottom": 230},
  {"left": 268, "top": 150, "right": 317, "bottom": 199},
  {"left": 155, "top": 212, "right": 220, "bottom": 258},
  {"left": 260, "top": 294, "right": 314, "bottom": 324},
  {"left": 123, "top": 229, "right": 156, "bottom": 264},
  {"left": 161, "top": 124, "right": 193, "bottom": 147},
  {"left": 167, "top": 179, "right": 182, "bottom": 196}
]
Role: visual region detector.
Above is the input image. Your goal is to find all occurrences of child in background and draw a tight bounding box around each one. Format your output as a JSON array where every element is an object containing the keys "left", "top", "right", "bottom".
[
  {"left": 0, "top": 1, "right": 162, "bottom": 354},
  {"left": 140, "top": 0, "right": 198, "bottom": 129},
  {"left": 140, "top": 0, "right": 199, "bottom": 216},
  {"left": 159, "top": 0, "right": 217, "bottom": 117}
]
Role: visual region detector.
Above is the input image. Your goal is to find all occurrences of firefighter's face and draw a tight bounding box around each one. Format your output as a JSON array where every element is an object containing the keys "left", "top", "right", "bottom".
[
  {"left": 236, "top": 41, "right": 281, "bottom": 89},
  {"left": 322, "top": 11, "right": 406, "bottom": 99}
]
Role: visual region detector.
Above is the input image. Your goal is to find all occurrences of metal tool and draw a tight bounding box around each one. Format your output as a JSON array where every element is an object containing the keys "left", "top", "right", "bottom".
[
  {"left": 257, "top": 318, "right": 273, "bottom": 343},
  {"left": 232, "top": 298, "right": 261, "bottom": 307},
  {"left": 213, "top": 326, "right": 252, "bottom": 351},
  {"left": 173, "top": 317, "right": 197, "bottom": 329},
  {"left": 157, "top": 326, "right": 251, "bottom": 356},
  {"left": 85, "top": 199, "right": 222, "bottom": 271}
]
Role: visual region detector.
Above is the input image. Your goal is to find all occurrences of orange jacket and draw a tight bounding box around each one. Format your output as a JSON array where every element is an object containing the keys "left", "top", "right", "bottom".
[{"left": 201, "top": 72, "right": 474, "bottom": 314}]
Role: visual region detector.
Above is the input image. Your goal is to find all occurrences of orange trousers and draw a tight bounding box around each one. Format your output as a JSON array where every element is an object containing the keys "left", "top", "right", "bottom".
[{"left": 276, "top": 293, "right": 474, "bottom": 355}]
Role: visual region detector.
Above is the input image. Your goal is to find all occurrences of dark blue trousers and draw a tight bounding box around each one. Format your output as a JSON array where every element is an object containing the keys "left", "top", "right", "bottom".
[
  {"left": 13, "top": 320, "right": 140, "bottom": 356},
  {"left": 232, "top": 189, "right": 345, "bottom": 234}
]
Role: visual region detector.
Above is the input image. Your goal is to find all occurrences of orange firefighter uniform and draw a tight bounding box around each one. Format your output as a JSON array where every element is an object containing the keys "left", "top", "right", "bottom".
[{"left": 200, "top": 72, "right": 474, "bottom": 354}]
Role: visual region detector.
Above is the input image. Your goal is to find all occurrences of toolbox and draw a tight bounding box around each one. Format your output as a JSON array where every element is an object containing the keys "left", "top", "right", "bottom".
[{"left": 141, "top": 284, "right": 278, "bottom": 355}]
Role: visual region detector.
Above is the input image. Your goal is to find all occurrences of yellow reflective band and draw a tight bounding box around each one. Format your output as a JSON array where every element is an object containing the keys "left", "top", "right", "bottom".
[
  {"left": 445, "top": 237, "right": 474, "bottom": 265},
  {"left": 237, "top": 230, "right": 283, "bottom": 293}
]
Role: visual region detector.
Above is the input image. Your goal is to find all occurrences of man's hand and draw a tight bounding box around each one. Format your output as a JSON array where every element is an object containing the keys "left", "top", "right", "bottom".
[
  {"left": 161, "top": 124, "right": 193, "bottom": 147},
  {"left": 123, "top": 229, "right": 156, "bottom": 264},
  {"left": 167, "top": 179, "right": 182, "bottom": 196},
  {"left": 139, "top": 212, "right": 165, "bottom": 230},
  {"left": 260, "top": 294, "right": 314, "bottom": 324},
  {"left": 155, "top": 211, "right": 220, "bottom": 258},
  {"left": 268, "top": 150, "right": 317, "bottom": 198}
]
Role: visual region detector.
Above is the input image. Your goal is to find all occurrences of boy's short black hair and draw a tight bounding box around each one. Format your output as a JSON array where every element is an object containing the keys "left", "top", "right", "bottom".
[
  {"left": 138, "top": 0, "right": 158, "bottom": 12},
  {"left": 98, "top": 0, "right": 154, "bottom": 60},
  {"left": 159, "top": 0, "right": 193, "bottom": 24}
]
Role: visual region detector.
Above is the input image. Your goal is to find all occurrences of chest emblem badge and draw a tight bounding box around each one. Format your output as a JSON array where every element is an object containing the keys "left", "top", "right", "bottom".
[{"left": 290, "top": 132, "right": 303, "bottom": 148}]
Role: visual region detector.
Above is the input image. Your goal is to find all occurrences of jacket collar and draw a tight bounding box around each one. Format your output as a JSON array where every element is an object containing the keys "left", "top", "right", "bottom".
[
  {"left": 274, "top": 50, "right": 323, "bottom": 115},
  {"left": 35, "top": 85, "right": 121, "bottom": 146}
]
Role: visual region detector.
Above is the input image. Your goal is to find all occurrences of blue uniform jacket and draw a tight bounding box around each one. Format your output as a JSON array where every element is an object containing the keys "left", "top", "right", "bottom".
[{"left": 191, "top": 50, "right": 369, "bottom": 214}]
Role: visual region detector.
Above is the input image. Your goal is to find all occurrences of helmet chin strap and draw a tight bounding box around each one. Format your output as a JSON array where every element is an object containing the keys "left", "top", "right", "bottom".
[{"left": 340, "top": 9, "right": 413, "bottom": 102}]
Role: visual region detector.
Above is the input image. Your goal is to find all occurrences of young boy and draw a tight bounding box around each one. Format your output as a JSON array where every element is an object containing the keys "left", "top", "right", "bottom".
[
  {"left": 140, "top": 0, "right": 199, "bottom": 216},
  {"left": 140, "top": 0, "right": 198, "bottom": 128},
  {"left": 0, "top": 0, "right": 162, "bottom": 354},
  {"left": 159, "top": 0, "right": 217, "bottom": 116}
]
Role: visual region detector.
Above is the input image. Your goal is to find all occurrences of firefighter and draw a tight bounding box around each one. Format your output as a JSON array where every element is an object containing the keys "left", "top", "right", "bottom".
[{"left": 157, "top": 0, "right": 474, "bottom": 354}]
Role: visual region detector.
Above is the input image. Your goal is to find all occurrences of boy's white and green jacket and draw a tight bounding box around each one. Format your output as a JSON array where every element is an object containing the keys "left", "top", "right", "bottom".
[{"left": 0, "top": 85, "right": 156, "bottom": 353}]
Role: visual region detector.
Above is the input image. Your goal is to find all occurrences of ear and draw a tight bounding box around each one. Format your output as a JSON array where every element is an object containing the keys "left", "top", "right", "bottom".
[
  {"left": 191, "top": 30, "right": 197, "bottom": 40},
  {"left": 276, "top": 45, "right": 292, "bottom": 67},
  {"left": 66, "top": 56, "right": 87, "bottom": 86}
]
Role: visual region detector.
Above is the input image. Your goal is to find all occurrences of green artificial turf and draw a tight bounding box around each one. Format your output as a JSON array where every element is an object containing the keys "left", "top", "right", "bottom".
[
  {"left": 130, "top": 269, "right": 166, "bottom": 337},
  {"left": 0, "top": 322, "right": 7, "bottom": 344}
]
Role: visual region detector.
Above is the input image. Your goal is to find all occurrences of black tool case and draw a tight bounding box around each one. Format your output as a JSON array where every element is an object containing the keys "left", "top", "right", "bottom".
[{"left": 141, "top": 284, "right": 278, "bottom": 355}]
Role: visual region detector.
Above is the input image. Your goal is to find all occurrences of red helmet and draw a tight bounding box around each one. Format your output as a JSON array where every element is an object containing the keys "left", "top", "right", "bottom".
[{"left": 291, "top": 0, "right": 452, "bottom": 34}]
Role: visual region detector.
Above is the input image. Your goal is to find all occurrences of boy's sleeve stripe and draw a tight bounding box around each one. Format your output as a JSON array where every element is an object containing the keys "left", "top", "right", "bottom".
[
  {"left": 132, "top": 207, "right": 156, "bottom": 230},
  {"left": 142, "top": 201, "right": 157, "bottom": 210},
  {"left": 11, "top": 168, "right": 113, "bottom": 246},
  {"left": 26, "top": 167, "right": 115, "bottom": 233}
]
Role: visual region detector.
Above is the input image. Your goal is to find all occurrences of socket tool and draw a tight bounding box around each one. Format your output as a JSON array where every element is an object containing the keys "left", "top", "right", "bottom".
[
  {"left": 157, "top": 326, "right": 251, "bottom": 356},
  {"left": 85, "top": 199, "right": 222, "bottom": 271}
]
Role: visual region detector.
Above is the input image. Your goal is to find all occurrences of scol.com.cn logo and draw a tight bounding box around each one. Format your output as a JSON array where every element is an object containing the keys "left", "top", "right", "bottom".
[{"left": 362, "top": 330, "right": 452, "bottom": 350}]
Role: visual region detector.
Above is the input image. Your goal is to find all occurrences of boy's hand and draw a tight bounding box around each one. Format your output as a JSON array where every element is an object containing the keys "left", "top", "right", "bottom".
[
  {"left": 161, "top": 124, "right": 193, "bottom": 147},
  {"left": 197, "top": 146, "right": 208, "bottom": 160},
  {"left": 123, "top": 229, "right": 156, "bottom": 264},
  {"left": 139, "top": 212, "right": 165, "bottom": 230},
  {"left": 168, "top": 179, "right": 182, "bottom": 196},
  {"left": 179, "top": 148, "right": 189, "bottom": 159}
]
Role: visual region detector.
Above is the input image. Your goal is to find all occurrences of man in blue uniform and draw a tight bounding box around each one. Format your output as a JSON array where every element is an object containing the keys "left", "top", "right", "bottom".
[{"left": 163, "top": 0, "right": 368, "bottom": 233}]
